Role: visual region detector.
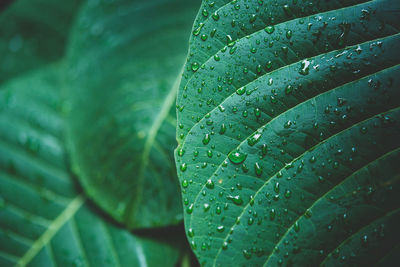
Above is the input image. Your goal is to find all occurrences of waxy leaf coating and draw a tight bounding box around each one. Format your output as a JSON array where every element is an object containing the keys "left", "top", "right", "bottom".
[{"left": 175, "top": 0, "right": 400, "bottom": 266}]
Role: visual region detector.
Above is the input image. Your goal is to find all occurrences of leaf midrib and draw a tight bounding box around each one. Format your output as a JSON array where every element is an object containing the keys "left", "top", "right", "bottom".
[
  {"left": 124, "top": 68, "right": 182, "bottom": 225},
  {"left": 16, "top": 195, "right": 85, "bottom": 267}
]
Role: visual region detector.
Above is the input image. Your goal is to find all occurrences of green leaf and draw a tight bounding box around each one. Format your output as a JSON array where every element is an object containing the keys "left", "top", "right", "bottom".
[
  {"left": 65, "top": 0, "right": 200, "bottom": 229},
  {"left": 175, "top": 0, "right": 400, "bottom": 266},
  {"left": 0, "top": 0, "right": 83, "bottom": 84},
  {"left": 0, "top": 66, "right": 183, "bottom": 267}
]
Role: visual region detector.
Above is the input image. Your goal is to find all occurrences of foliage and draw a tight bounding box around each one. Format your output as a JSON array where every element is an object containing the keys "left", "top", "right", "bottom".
[
  {"left": 175, "top": 0, "right": 400, "bottom": 266},
  {"left": 1, "top": 0, "right": 399, "bottom": 266}
]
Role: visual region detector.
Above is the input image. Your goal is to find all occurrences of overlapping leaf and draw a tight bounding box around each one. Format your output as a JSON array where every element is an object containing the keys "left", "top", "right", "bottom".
[
  {"left": 175, "top": 0, "right": 400, "bottom": 266},
  {"left": 0, "top": 66, "right": 183, "bottom": 267},
  {"left": 65, "top": 0, "right": 200, "bottom": 228}
]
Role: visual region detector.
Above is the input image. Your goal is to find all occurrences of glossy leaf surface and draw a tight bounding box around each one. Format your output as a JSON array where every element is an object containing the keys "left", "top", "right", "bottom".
[{"left": 175, "top": 0, "right": 400, "bottom": 266}]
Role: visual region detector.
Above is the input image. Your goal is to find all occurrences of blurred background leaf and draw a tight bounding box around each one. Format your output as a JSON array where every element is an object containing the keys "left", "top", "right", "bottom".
[
  {"left": 0, "top": 0, "right": 202, "bottom": 266},
  {"left": 0, "top": 0, "right": 83, "bottom": 84},
  {"left": 0, "top": 0, "right": 13, "bottom": 12},
  {"left": 0, "top": 65, "right": 186, "bottom": 267},
  {"left": 65, "top": 0, "right": 199, "bottom": 229}
]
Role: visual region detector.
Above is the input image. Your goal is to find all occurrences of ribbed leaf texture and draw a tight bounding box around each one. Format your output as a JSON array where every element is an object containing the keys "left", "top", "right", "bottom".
[{"left": 175, "top": 0, "right": 400, "bottom": 266}]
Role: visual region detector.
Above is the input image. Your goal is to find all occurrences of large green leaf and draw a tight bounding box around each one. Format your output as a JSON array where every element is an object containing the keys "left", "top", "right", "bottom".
[
  {"left": 0, "top": 0, "right": 83, "bottom": 84},
  {"left": 0, "top": 66, "right": 183, "bottom": 267},
  {"left": 65, "top": 0, "right": 200, "bottom": 229},
  {"left": 175, "top": 0, "right": 400, "bottom": 266}
]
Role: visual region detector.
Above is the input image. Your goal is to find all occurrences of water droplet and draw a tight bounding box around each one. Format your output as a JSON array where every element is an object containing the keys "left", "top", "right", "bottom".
[
  {"left": 187, "top": 204, "right": 194, "bottom": 214},
  {"left": 284, "top": 189, "right": 292, "bottom": 199},
  {"left": 236, "top": 87, "right": 246, "bottom": 95},
  {"left": 265, "top": 25, "right": 275, "bottom": 34},
  {"left": 188, "top": 228, "right": 195, "bottom": 237},
  {"left": 285, "top": 85, "right": 293, "bottom": 95},
  {"left": 227, "top": 195, "right": 243, "bottom": 205},
  {"left": 212, "top": 11, "right": 220, "bottom": 21},
  {"left": 206, "top": 179, "right": 215, "bottom": 189},
  {"left": 191, "top": 62, "right": 200, "bottom": 72},
  {"left": 266, "top": 60, "right": 272, "bottom": 70},
  {"left": 243, "top": 249, "right": 252, "bottom": 259},
  {"left": 270, "top": 208, "right": 276, "bottom": 220},
  {"left": 274, "top": 182, "right": 280, "bottom": 193},
  {"left": 219, "top": 124, "right": 226, "bottom": 134},
  {"left": 193, "top": 23, "right": 204, "bottom": 36},
  {"left": 217, "top": 225, "right": 225, "bottom": 232},
  {"left": 262, "top": 144, "right": 268, "bottom": 156},
  {"left": 191, "top": 240, "right": 197, "bottom": 250},
  {"left": 299, "top": 59, "right": 310, "bottom": 75},
  {"left": 360, "top": 126, "right": 368, "bottom": 134},
  {"left": 216, "top": 206, "right": 222, "bottom": 214},
  {"left": 283, "top": 4, "right": 292, "bottom": 16},
  {"left": 203, "top": 134, "right": 210, "bottom": 145},
  {"left": 256, "top": 64, "right": 263, "bottom": 74},
  {"left": 248, "top": 130, "right": 262, "bottom": 146},
  {"left": 226, "top": 35, "right": 235, "bottom": 47},
  {"left": 180, "top": 163, "right": 187, "bottom": 172},
  {"left": 203, "top": 203, "right": 210, "bottom": 212},
  {"left": 255, "top": 162, "right": 263, "bottom": 176},
  {"left": 228, "top": 149, "right": 247, "bottom": 164},
  {"left": 249, "top": 14, "right": 257, "bottom": 23}
]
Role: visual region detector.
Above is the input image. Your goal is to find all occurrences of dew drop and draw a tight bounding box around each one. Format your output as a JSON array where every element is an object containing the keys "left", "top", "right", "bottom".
[
  {"left": 203, "top": 134, "right": 211, "bottom": 145},
  {"left": 188, "top": 228, "right": 195, "bottom": 237},
  {"left": 243, "top": 249, "right": 252, "bottom": 259},
  {"left": 248, "top": 130, "right": 262, "bottom": 146},
  {"left": 217, "top": 225, "right": 225, "bottom": 232},
  {"left": 227, "top": 195, "right": 243, "bottom": 205},
  {"left": 187, "top": 204, "right": 194, "bottom": 214},
  {"left": 236, "top": 87, "right": 246, "bottom": 95},
  {"left": 265, "top": 25, "right": 275, "bottom": 34},
  {"left": 255, "top": 162, "right": 263, "bottom": 176},
  {"left": 180, "top": 163, "right": 187, "bottom": 172},
  {"left": 299, "top": 59, "right": 310, "bottom": 75},
  {"left": 191, "top": 62, "right": 200, "bottom": 72},
  {"left": 206, "top": 179, "right": 215, "bottom": 189},
  {"left": 219, "top": 124, "right": 226, "bottom": 134},
  {"left": 228, "top": 149, "right": 248, "bottom": 164}
]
